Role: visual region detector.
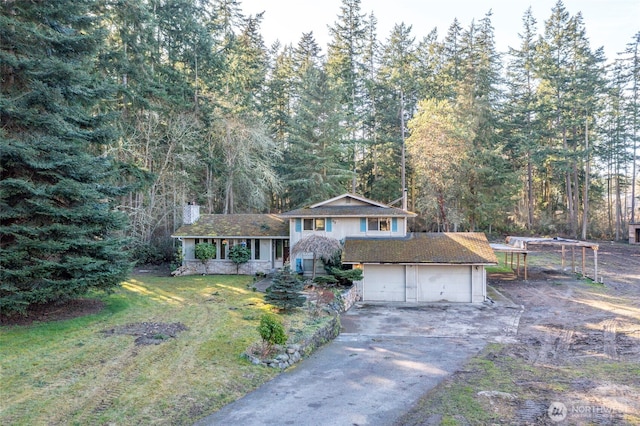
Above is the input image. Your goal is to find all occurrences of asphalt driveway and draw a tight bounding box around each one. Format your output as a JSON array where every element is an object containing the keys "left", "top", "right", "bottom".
[{"left": 194, "top": 288, "right": 523, "bottom": 426}]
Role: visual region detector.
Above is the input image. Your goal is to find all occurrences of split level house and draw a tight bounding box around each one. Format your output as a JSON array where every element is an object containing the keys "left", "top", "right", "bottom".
[{"left": 172, "top": 193, "right": 497, "bottom": 303}]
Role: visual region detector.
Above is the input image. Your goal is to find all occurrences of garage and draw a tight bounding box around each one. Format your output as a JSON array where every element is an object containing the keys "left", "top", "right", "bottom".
[
  {"left": 343, "top": 233, "right": 497, "bottom": 304},
  {"left": 363, "top": 264, "right": 406, "bottom": 301},
  {"left": 417, "top": 265, "right": 472, "bottom": 302}
]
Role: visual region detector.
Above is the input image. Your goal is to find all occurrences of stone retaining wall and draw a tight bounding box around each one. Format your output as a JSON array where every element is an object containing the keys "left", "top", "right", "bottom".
[
  {"left": 244, "top": 316, "right": 341, "bottom": 369},
  {"left": 243, "top": 286, "right": 358, "bottom": 369},
  {"left": 339, "top": 284, "right": 360, "bottom": 312}
]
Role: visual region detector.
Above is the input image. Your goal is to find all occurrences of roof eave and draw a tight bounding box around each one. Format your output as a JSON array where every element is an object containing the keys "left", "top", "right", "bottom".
[
  {"left": 171, "top": 235, "right": 288, "bottom": 239},
  {"left": 342, "top": 261, "right": 498, "bottom": 265}
]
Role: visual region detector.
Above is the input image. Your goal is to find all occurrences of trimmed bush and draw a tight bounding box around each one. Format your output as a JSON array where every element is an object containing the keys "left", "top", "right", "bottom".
[
  {"left": 258, "top": 313, "right": 287, "bottom": 355},
  {"left": 195, "top": 243, "right": 216, "bottom": 263}
]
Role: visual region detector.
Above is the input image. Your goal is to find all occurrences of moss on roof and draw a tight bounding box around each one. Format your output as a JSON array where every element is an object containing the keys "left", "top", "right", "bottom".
[
  {"left": 342, "top": 232, "right": 497, "bottom": 264},
  {"left": 172, "top": 214, "right": 289, "bottom": 238}
]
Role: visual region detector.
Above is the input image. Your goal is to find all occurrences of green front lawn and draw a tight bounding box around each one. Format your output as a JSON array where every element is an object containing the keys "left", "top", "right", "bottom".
[{"left": 0, "top": 274, "right": 314, "bottom": 425}]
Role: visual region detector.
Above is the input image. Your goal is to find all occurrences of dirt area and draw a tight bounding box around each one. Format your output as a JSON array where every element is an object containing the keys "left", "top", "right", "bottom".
[
  {"left": 398, "top": 242, "right": 640, "bottom": 425},
  {"left": 0, "top": 298, "right": 105, "bottom": 326},
  {"left": 102, "top": 322, "right": 188, "bottom": 345}
]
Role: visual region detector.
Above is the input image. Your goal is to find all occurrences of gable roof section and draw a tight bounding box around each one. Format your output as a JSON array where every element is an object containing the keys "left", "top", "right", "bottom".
[
  {"left": 310, "top": 193, "right": 389, "bottom": 208},
  {"left": 280, "top": 205, "right": 415, "bottom": 218},
  {"left": 172, "top": 214, "right": 289, "bottom": 238},
  {"left": 342, "top": 232, "right": 497, "bottom": 265},
  {"left": 280, "top": 193, "right": 416, "bottom": 218}
]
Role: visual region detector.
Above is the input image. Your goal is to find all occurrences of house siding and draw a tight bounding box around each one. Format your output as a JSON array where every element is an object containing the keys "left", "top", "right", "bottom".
[{"left": 289, "top": 217, "right": 406, "bottom": 249}]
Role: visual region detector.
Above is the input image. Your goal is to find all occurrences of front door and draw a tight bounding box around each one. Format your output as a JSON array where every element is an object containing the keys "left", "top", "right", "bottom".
[{"left": 273, "top": 239, "right": 284, "bottom": 269}]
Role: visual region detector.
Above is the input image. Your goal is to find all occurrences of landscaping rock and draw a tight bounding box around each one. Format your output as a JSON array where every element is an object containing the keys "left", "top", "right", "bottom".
[
  {"left": 477, "top": 390, "right": 518, "bottom": 401},
  {"left": 245, "top": 316, "right": 341, "bottom": 370}
]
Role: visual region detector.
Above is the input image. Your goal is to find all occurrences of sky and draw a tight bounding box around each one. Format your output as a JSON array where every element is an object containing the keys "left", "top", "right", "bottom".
[{"left": 240, "top": 0, "right": 639, "bottom": 60}]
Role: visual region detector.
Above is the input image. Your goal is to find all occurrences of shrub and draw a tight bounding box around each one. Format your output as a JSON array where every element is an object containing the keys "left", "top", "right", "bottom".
[
  {"left": 313, "top": 275, "right": 338, "bottom": 285},
  {"left": 131, "top": 243, "right": 165, "bottom": 265},
  {"left": 330, "top": 267, "right": 363, "bottom": 286},
  {"left": 228, "top": 244, "right": 251, "bottom": 274},
  {"left": 265, "top": 265, "right": 305, "bottom": 312},
  {"left": 195, "top": 243, "right": 216, "bottom": 263},
  {"left": 257, "top": 313, "right": 287, "bottom": 355}
]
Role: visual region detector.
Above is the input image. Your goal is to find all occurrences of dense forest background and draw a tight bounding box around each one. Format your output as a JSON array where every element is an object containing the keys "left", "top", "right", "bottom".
[{"left": 3, "top": 0, "right": 640, "bottom": 266}]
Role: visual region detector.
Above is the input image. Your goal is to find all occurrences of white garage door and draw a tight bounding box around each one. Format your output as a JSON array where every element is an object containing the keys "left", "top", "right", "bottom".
[
  {"left": 417, "top": 265, "right": 471, "bottom": 302},
  {"left": 363, "top": 265, "right": 406, "bottom": 302}
]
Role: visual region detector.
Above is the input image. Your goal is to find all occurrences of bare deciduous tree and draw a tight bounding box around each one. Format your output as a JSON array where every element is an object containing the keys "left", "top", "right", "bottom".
[{"left": 291, "top": 234, "right": 342, "bottom": 278}]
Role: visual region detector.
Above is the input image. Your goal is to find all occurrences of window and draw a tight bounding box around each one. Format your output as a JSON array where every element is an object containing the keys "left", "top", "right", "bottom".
[
  {"left": 303, "top": 218, "right": 326, "bottom": 231},
  {"left": 254, "top": 239, "right": 261, "bottom": 260},
  {"left": 220, "top": 239, "right": 226, "bottom": 259},
  {"left": 303, "top": 218, "right": 313, "bottom": 230},
  {"left": 367, "top": 218, "right": 391, "bottom": 231}
]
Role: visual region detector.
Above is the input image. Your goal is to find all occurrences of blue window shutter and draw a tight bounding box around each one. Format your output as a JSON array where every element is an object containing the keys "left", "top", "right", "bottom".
[
  {"left": 295, "top": 218, "right": 301, "bottom": 232},
  {"left": 360, "top": 218, "right": 366, "bottom": 232},
  {"left": 295, "top": 258, "right": 303, "bottom": 273},
  {"left": 326, "top": 218, "right": 332, "bottom": 232},
  {"left": 392, "top": 218, "right": 398, "bottom": 232}
]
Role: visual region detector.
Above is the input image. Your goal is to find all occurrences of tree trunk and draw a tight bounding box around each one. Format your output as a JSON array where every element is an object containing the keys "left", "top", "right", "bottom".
[
  {"left": 563, "top": 128, "right": 576, "bottom": 237},
  {"left": 581, "top": 120, "right": 590, "bottom": 240},
  {"left": 527, "top": 152, "right": 534, "bottom": 230},
  {"left": 311, "top": 254, "right": 317, "bottom": 279},
  {"left": 615, "top": 173, "right": 622, "bottom": 240},
  {"left": 437, "top": 190, "right": 448, "bottom": 232}
]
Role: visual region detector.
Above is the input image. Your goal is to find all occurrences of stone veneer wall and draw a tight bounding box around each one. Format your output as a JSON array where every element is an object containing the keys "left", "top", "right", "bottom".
[
  {"left": 172, "top": 259, "right": 273, "bottom": 276},
  {"left": 339, "top": 284, "right": 360, "bottom": 312},
  {"left": 244, "top": 285, "right": 360, "bottom": 369}
]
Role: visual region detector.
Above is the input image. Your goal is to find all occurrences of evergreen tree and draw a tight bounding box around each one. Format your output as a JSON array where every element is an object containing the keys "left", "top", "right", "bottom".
[
  {"left": 326, "top": 0, "right": 369, "bottom": 193},
  {"left": 621, "top": 32, "right": 640, "bottom": 223},
  {"left": 458, "top": 12, "right": 515, "bottom": 232},
  {"left": 536, "top": 1, "right": 605, "bottom": 236},
  {"left": 265, "top": 265, "right": 305, "bottom": 312},
  {"left": 414, "top": 28, "right": 444, "bottom": 102},
  {"left": 284, "top": 64, "right": 350, "bottom": 207},
  {"left": 440, "top": 18, "right": 465, "bottom": 101},
  {"left": 504, "top": 7, "right": 540, "bottom": 230},
  {"left": 0, "top": 0, "right": 132, "bottom": 314},
  {"left": 599, "top": 61, "right": 631, "bottom": 239},
  {"left": 264, "top": 42, "right": 295, "bottom": 145},
  {"left": 370, "top": 23, "right": 418, "bottom": 205}
]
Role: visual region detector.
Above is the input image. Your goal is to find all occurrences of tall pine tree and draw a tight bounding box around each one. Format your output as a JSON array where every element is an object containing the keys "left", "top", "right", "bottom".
[{"left": 0, "top": 0, "right": 132, "bottom": 314}]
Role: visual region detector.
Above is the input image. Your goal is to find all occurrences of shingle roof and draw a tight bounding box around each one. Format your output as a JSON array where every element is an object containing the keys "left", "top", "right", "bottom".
[
  {"left": 172, "top": 214, "right": 289, "bottom": 238},
  {"left": 279, "top": 205, "right": 415, "bottom": 218},
  {"left": 342, "top": 232, "right": 497, "bottom": 264}
]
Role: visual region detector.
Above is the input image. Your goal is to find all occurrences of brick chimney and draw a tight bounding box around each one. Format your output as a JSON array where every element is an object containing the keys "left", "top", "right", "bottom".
[{"left": 183, "top": 202, "right": 200, "bottom": 225}]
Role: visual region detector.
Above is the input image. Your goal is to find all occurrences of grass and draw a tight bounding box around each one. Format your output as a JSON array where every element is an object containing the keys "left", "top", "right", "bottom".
[
  {"left": 485, "top": 255, "right": 516, "bottom": 273},
  {"left": 0, "top": 274, "right": 326, "bottom": 425},
  {"left": 396, "top": 342, "right": 640, "bottom": 425}
]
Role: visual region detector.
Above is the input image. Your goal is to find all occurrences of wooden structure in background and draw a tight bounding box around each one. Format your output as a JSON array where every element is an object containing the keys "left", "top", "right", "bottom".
[
  {"left": 490, "top": 243, "right": 529, "bottom": 279},
  {"left": 491, "top": 237, "right": 600, "bottom": 282}
]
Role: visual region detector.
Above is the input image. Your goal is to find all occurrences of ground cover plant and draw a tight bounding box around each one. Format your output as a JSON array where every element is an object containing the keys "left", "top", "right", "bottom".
[{"left": 0, "top": 274, "right": 327, "bottom": 425}]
